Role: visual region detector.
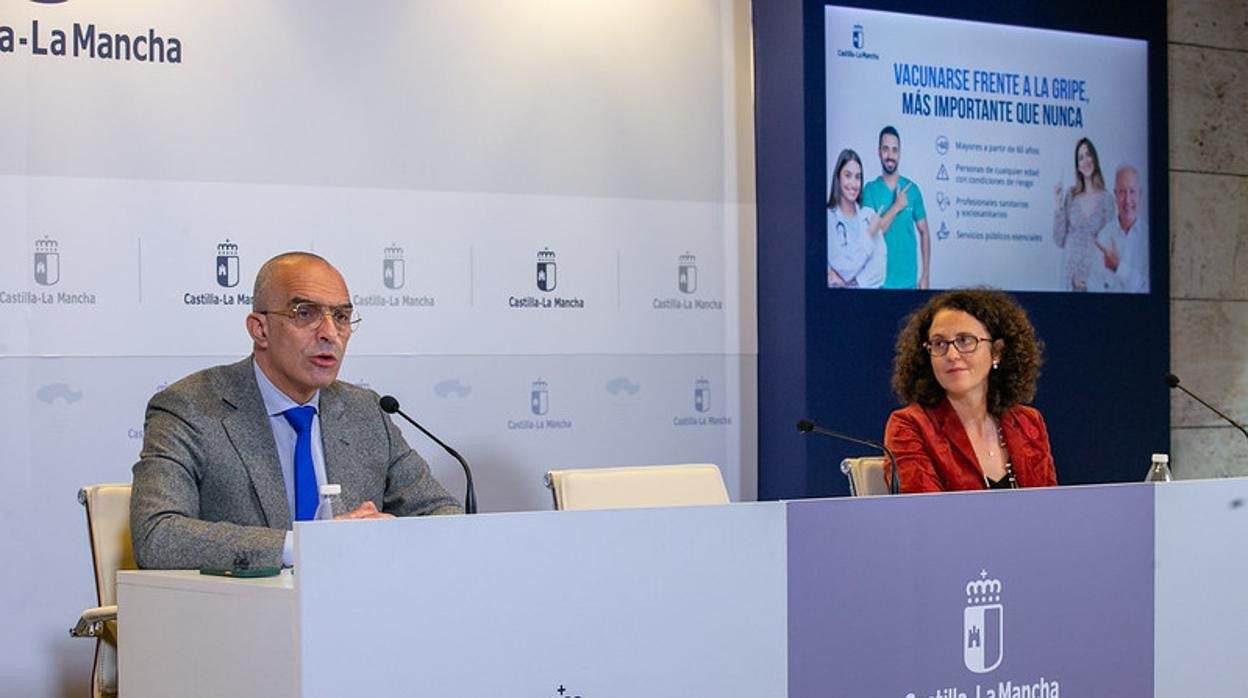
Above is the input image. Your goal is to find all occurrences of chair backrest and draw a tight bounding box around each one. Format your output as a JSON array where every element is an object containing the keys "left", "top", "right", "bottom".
[
  {"left": 81, "top": 484, "right": 136, "bottom": 607},
  {"left": 79, "top": 483, "right": 134, "bottom": 698},
  {"left": 840, "top": 457, "right": 890, "bottom": 496},
  {"left": 544, "top": 464, "right": 730, "bottom": 511}
]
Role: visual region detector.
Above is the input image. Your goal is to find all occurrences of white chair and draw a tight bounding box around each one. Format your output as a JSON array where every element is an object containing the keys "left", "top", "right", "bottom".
[
  {"left": 840, "top": 456, "right": 890, "bottom": 497},
  {"left": 70, "top": 484, "right": 135, "bottom": 698},
  {"left": 544, "top": 464, "right": 730, "bottom": 511}
]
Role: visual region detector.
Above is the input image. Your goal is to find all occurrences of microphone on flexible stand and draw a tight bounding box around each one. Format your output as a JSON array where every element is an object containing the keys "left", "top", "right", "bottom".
[
  {"left": 379, "top": 395, "right": 477, "bottom": 514},
  {"left": 1164, "top": 373, "right": 1248, "bottom": 441},
  {"left": 797, "top": 419, "right": 900, "bottom": 494}
]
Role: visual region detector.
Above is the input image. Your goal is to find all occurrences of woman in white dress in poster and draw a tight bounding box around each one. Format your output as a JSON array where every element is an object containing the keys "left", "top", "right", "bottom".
[
  {"left": 1052, "top": 137, "right": 1116, "bottom": 291},
  {"left": 827, "top": 148, "right": 887, "bottom": 289}
]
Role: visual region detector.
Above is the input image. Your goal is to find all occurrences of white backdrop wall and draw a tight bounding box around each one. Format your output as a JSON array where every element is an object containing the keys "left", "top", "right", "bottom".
[{"left": 0, "top": 2, "right": 757, "bottom": 695}]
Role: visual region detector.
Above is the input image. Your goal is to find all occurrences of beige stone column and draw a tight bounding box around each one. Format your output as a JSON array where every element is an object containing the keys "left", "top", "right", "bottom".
[{"left": 1169, "top": 1, "right": 1248, "bottom": 477}]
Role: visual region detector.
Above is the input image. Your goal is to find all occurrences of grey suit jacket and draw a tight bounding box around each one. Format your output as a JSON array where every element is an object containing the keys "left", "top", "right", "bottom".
[{"left": 130, "top": 357, "right": 462, "bottom": 569}]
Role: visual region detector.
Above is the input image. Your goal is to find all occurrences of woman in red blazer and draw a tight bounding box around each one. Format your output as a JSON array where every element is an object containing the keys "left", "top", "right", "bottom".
[{"left": 885, "top": 289, "right": 1057, "bottom": 492}]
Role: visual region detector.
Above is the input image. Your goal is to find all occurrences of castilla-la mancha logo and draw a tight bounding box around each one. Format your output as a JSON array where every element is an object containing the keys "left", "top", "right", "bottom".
[
  {"left": 536, "top": 247, "right": 557, "bottom": 292},
  {"left": 216, "top": 239, "right": 240, "bottom": 288},
  {"left": 383, "top": 244, "right": 405, "bottom": 290},
  {"left": 678, "top": 252, "right": 697, "bottom": 294},
  {"left": 964, "top": 569, "right": 1004, "bottom": 673},
  {"left": 34, "top": 236, "right": 60, "bottom": 286}
]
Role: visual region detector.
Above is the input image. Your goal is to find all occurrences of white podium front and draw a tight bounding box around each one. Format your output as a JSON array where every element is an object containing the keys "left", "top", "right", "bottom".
[
  {"left": 117, "top": 570, "right": 297, "bottom": 697},
  {"left": 119, "top": 503, "right": 789, "bottom": 697},
  {"left": 118, "top": 480, "right": 1248, "bottom": 697}
]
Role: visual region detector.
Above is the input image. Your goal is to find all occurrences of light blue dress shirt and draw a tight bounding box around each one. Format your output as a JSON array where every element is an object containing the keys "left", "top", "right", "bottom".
[{"left": 253, "top": 361, "right": 327, "bottom": 566}]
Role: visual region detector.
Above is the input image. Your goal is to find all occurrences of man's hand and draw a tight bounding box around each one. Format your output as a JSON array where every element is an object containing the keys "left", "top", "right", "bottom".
[
  {"left": 336, "top": 501, "right": 395, "bottom": 520},
  {"left": 891, "top": 181, "right": 912, "bottom": 214},
  {"left": 1098, "top": 237, "right": 1121, "bottom": 271}
]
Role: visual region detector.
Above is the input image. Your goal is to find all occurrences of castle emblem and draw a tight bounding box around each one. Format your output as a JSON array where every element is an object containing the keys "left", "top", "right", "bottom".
[
  {"left": 694, "top": 378, "right": 711, "bottom": 413},
  {"left": 678, "top": 252, "right": 697, "bottom": 294},
  {"left": 216, "top": 240, "right": 240, "bottom": 288},
  {"left": 536, "top": 248, "right": 557, "bottom": 293},
  {"left": 384, "top": 244, "right": 405, "bottom": 290},
  {"left": 34, "top": 236, "right": 60, "bottom": 286},
  {"left": 964, "top": 569, "right": 1004, "bottom": 673},
  {"left": 531, "top": 379, "right": 549, "bottom": 416}
]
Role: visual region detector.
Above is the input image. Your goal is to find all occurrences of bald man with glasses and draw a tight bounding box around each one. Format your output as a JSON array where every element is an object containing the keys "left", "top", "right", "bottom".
[{"left": 131, "top": 252, "right": 461, "bottom": 570}]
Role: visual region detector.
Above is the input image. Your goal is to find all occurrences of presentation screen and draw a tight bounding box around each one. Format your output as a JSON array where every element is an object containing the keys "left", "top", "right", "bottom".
[{"left": 824, "top": 6, "right": 1149, "bottom": 293}]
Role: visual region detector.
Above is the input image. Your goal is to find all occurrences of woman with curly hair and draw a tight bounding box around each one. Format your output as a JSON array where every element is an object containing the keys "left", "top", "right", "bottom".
[{"left": 885, "top": 289, "right": 1057, "bottom": 492}]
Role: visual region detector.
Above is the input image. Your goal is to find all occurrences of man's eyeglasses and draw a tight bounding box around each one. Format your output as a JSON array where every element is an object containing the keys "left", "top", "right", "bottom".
[
  {"left": 257, "top": 302, "right": 361, "bottom": 333},
  {"left": 923, "top": 333, "right": 992, "bottom": 357}
]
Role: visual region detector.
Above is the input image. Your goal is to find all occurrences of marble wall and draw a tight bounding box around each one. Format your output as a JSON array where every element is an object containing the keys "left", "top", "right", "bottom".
[{"left": 1168, "top": 0, "right": 1248, "bottom": 477}]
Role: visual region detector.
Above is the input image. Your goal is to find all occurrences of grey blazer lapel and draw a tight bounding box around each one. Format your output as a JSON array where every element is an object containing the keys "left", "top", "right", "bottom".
[
  {"left": 319, "top": 384, "right": 365, "bottom": 502},
  {"left": 219, "top": 358, "right": 292, "bottom": 530}
]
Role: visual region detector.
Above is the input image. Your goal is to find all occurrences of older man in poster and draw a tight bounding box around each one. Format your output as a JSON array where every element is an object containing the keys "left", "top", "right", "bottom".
[{"left": 1092, "top": 165, "right": 1149, "bottom": 293}]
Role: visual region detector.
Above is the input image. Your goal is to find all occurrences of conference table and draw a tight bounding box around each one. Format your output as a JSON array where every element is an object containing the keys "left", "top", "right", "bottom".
[{"left": 118, "top": 478, "right": 1248, "bottom": 697}]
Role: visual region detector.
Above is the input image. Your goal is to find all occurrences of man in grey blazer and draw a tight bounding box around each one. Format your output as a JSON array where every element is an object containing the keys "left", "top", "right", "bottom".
[{"left": 131, "top": 252, "right": 461, "bottom": 570}]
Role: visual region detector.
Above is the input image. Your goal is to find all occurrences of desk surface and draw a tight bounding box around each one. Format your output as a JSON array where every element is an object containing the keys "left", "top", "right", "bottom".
[{"left": 118, "top": 568, "right": 294, "bottom": 594}]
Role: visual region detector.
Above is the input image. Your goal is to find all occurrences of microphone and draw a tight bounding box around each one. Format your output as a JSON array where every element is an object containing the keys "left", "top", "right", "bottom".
[
  {"left": 797, "top": 419, "right": 900, "bottom": 495},
  {"left": 380, "top": 395, "right": 477, "bottom": 514},
  {"left": 1164, "top": 373, "right": 1248, "bottom": 442}
]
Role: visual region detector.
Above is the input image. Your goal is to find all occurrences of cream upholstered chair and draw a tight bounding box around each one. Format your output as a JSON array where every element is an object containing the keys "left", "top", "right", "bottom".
[
  {"left": 70, "top": 484, "right": 135, "bottom": 698},
  {"left": 544, "top": 464, "right": 730, "bottom": 511},
  {"left": 840, "top": 456, "right": 890, "bottom": 497}
]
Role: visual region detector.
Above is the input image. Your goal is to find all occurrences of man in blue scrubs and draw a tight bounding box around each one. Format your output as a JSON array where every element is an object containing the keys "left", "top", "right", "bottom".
[{"left": 862, "top": 126, "right": 930, "bottom": 289}]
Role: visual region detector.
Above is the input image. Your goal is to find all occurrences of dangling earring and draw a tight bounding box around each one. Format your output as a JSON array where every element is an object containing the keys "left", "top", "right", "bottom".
[{"left": 992, "top": 360, "right": 999, "bottom": 370}]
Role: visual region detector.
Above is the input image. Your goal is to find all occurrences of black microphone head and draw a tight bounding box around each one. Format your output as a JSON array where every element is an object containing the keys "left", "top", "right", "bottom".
[
  {"left": 1164, "top": 373, "right": 1180, "bottom": 389},
  {"left": 796, "top": 419, "right": 815, "bottom": 434},
  {"left": 379, "top": 395, "right": 400, "bottom": 414}
]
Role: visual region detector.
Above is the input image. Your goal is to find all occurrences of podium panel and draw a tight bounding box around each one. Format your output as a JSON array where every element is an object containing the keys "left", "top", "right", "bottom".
[
  {"left": 118, "top": 481, "right": 1248, "bottom": 697},
  {"left": 294, "top": 504, "right": 789, "bottom": 696},
  {"left": 787, "top": 485, "right": 1154, "bottom": 697},
  {"left": 117, "top": 570, "right": 296, "bottom": 698},
  {"left": 1153, "top": 478, "right": 1248, "bottom": 696}
]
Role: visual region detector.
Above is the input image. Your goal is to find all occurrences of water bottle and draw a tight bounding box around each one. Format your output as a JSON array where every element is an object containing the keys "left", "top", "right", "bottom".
[
  {"left": 314, "top": 484, "right": 344, "bottom": 520},
  {"left": 1144, "top": 453, "right": 1172, "bottom": 483}
]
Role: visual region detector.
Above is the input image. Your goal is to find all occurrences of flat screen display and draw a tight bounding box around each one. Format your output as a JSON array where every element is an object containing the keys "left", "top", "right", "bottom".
[{"left": 824, "top": 6, "right": 1149, "bottom": 293}]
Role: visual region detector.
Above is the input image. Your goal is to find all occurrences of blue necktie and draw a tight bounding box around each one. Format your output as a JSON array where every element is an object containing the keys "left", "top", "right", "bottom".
[{"left": 281, "top": 405, "right": 318, "bottom": 521}]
